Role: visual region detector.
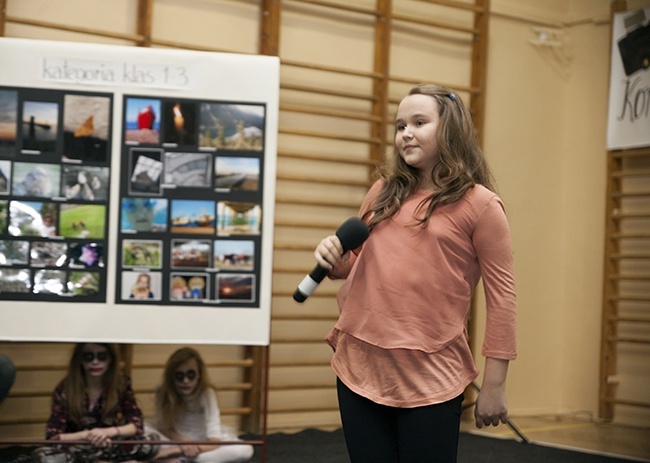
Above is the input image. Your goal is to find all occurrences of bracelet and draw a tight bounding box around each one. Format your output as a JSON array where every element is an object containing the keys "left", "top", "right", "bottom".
[{"left": 114, "top": 426, "right": 121, "bottom": 437}]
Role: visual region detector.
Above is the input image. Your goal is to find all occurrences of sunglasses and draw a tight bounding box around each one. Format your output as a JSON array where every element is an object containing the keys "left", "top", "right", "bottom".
[
  {"left": 82, "top": 351, "right": 109, "bottom": 363},
  {"left": 174, "top": 369, "right": 197, "bottom": 382}
]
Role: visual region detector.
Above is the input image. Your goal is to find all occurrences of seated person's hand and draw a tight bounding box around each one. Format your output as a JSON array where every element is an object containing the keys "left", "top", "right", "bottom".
[{"left": 84, "top": 428, "right": 112, "bottom": 447}]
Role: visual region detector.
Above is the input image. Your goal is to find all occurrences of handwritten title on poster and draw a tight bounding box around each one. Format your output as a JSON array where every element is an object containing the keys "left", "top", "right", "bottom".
[{"left": 40, "top": 57, "right": 194, "bottom": 89}]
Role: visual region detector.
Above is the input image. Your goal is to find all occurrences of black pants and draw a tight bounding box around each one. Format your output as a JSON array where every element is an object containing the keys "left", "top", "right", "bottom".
[{"left": 337, "top": 378, "right": 463, "bottom": 463}]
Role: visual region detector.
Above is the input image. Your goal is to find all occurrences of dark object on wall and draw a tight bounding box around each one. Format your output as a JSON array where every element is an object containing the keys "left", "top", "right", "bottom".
[{"left": 618, "top": 9, "right": 650, "bottom": 76}]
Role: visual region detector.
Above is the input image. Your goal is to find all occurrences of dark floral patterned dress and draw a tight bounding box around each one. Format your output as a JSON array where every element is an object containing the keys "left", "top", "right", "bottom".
[{"left": 40, "top": 376, "right": 158, "bottom": 462}]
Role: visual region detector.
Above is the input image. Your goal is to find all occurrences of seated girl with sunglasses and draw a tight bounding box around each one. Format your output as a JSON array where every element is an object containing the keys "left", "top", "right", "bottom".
[
  {"left": 42, "top": 343, "right": 158, "bottom": 462},
  {"left": 147, "top": 347, "right": 254, "bottom": 463}
]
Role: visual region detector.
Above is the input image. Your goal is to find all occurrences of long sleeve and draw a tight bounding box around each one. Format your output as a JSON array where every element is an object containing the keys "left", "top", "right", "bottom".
[
  {"left": 119, "top": 377, "right": 144, "bottom": 435},
  {"left": 45, "top": 383, "right": 68, "bottom": 439}
]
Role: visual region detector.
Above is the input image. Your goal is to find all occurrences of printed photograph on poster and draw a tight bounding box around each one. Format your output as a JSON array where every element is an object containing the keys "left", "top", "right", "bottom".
[
  {"left": 607, "top": 8, "right": 650, "bottom": 149},
  {"left": 171, "top": 239, "right": 211, "bottom": 269},
  {"left": 0, "top": 160, "right": 11, "bottom": 195},
  {"left": 163, "top": 152, "right": 212, "bottom": 187},
  {"left": 12, "top": 162, "right": 61, "bottom": 199},
  {"left": 33, "top": 269, "right": 66, "bottom": 294},
  {"left": 215, "top": 156, "right": 260, "bottom": 192},
  {"left": 30, "top": 241, "right": 68, "bottom": 267},
  {"left": 125, "top": 98, "right": 161, "bottom": 145},
  {"left": 0, "top": 268, "right": 30, "bottom": 293},
  {"left": 67, "top": 242, "right": 104, "bottom": 268},
  {"left": 0, "top": 89, "right": 18, "bottom": 157},
  {"left": 62, "top": 94, "right": 111, "bottom": 162},
  {"left": 217, "top": 201, "right": 261, "bottom": 236},
  {"left": 68, "top": 270, "right": 100, "bottom": 296},
  {"left": 216, "top": 273, "right": 255, "bottom": 302},
  {"left": 214, "top": 240, "right": 255, "bottom": 271},
  {"left": 0, "top": 200, "right": 6, "bottom": 233},
  {"left": 21, "top": 101, "right": 59, "bottom": 154},
  {"left": 62, "top": 165, "right": 110, "bottom": 201},
  {"left": 122, "top": 239, "right": 163, "bottom": 268},
  {"left": 162, "top": 101, "right": 197, "bottom": 146},
  {"left": 169, "top": 272, "right": 208, "bottom": 301},
  {"left": 122, "top": 270, "right": 162, "bottom": 301},
  {"left": 199, "top": 103, "right": 264, "bottom": 151},
  {"left": 129, "top": 148, "right": 163, "bottom": 195},
  {"left": 171, "top": 199, "right": 216, "bottom": 234},
  {"left": 121, "top": 197, "right": 168, "bottom": 233},
  {"left": 0, "top": 239, "right": 29, "bottom": 265},
  {"left": 59, "top": 204, "right": 106, "bottom": 239},
  {"left": 8, "top": 200, "right": 58, "bottom": 238}
]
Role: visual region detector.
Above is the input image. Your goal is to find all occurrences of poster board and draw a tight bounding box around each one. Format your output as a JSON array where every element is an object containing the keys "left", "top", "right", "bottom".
[
  {"left": 0, "top": 38, "right": 279, "bottom": 345},
  {"left": 606, "top": 8, "right": 650, "bottom": 150}
]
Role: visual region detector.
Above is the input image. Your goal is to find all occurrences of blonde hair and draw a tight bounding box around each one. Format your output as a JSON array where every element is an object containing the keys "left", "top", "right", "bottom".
[
  {"left": 364, "top": 83, "right": 495, "bottom": 229},
  {"left": 155, "top": 347, "right": 211, "bottom": 433}
]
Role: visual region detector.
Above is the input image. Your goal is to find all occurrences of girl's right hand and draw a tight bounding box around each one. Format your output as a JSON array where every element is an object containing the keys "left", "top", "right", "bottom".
[
  {"left": 314, "top": 235, "right": 343, "bottom": 270},
  {"left": 84, "top": 428, "right": 112, "bottom": 447}
]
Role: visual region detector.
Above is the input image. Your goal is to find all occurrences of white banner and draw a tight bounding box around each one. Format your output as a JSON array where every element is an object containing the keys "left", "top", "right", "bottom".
[{"left": 607, "top": 8, "right": 650, "bottom": 150}]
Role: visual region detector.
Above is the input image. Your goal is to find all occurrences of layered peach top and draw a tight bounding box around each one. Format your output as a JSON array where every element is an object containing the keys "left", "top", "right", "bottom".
[{"left": 326, "top": 181, "right": 517, "bottom": 407}]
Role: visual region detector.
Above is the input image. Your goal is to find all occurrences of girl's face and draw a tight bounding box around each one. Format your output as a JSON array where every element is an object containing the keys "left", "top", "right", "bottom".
[
  {"left": 137, "top": 275, "right": 150, "bottom": 288},
  {"left": 395, "top": 94, "right": 441, "bottom": 181},
  {"left": 173, "top": 358, "right": 200, "bottom": 397},
  {"left": 81, "top": 343, "right": 111, "bottom": 379}
]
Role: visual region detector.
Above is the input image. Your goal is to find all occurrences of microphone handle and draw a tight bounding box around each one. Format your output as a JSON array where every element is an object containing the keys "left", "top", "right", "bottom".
[{"left": 293, "top": 265, "right": 329, "bottom": 302}]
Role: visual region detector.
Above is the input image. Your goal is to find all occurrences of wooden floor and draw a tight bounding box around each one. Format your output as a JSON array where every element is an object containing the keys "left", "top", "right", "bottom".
[{"left": 460, "top": 414, "right": 650, "bottom": 461}]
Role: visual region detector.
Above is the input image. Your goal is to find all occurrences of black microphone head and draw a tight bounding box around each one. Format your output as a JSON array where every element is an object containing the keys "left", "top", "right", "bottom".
[{"left": 335, "top": 217, "right": 369, "bottom": 252}]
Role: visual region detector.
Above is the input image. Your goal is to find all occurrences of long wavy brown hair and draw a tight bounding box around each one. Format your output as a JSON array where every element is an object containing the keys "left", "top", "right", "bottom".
[
  {"left": 155, "top": 347, "right": 211, "bottom": 433},
  {"left": 364, "top": 83, "right": 495, "bottom": 230},
  {"left": 62, "top": 343, "right": 122, "bottom": 426}
]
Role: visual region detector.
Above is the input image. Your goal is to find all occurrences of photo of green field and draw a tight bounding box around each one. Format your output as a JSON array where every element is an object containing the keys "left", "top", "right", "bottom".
[{"left": 59, "top": 204, "right": 106, "bottom": 239}]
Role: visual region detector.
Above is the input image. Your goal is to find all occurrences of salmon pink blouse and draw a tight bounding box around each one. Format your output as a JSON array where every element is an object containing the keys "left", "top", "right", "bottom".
[{"left": 326, "top": 181, "right": 517, "bottom": 407}]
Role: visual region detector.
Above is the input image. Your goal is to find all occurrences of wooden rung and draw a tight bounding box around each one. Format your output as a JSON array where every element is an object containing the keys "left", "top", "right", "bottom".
[
  {"left": 608, "top": 316, "right": 650, "bottom": 323},
  {"left": 611, "top": 147, "right": 650, "bottom": 158},
  {"left": 273, "top": 289, "right": 338, "bottom": 298},
  {"left": 604, "top": 398, "right": 650, "bottom": 408},
  {"left": 269, "top": 361, "right": 330, "bottom": 368},
  {"left": 392, "top": 13, "right": 478, "bottom": 35},
  {"left": 272, "top": 313, "right": 338, "bottom": 321},
  {"left": 273, "top": 219, "right": 355, "bottom": 229},
  {"left": 276, "top": 172, "right": 372, "bottom": 187},
  {"left": 611, "top": 213, "right": 650, "bottom": 220},
  {"left": 285, "top": 0, "right": 380, "bottom": 17},
  {"left": 608, "top": 296, "right": 650, "bottom": 302},
  {"left": 6, "top": 15, "right": 143, "bottom": 42},
  {"left": 607, "top": 337, "right": 650, "bottom": 344},
  {"left": 281, "top": 83, "right": 378, "bottom": 102},
  {"left": 389, "top": 76, "right": 478, "bottom": 95},
  {"left": 280, "top": 104, "right": 382, "bottom": 122},
  {"left": 280, "top": 58, "right": 382, "bottom": 79},
  {"left": 279, "top": 150, "right": 376, "bottom": 166},
  {"left": 274, "top": 196, "right": 363, "bottom": 208},
  {"left": 608, "top": 254, "right": 650, "bottom": 260},
  {"left": 608, "top": 274, "right": 650, "bottom": 281},
  {"left": 134, "top": 359, "right": 254, "bottom": 369},
  {"left": 268, "top": 405, "right": 339, "bottom": 414},
  {"left": 279, "top": 127, "right": 382, "bottom": 145},
  {"left": 611, "top": 170, "right": 650, "bottom": 178},
  {"left": 268, "top": 383, "right": 334, "bottom": 390},
  {"left": 270, "top": 338, "right": 331, "bottom": 344},
  {"left": 610, "top": 233, "right": 650, "bottom": 240},
  {"left": 416, "top": 0, "right": 486, "bottom": 12}
]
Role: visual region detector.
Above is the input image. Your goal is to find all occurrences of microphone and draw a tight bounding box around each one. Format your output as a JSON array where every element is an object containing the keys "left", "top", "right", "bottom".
[{"left": 293, "top": 217, "right": 369, "bottom": 303}]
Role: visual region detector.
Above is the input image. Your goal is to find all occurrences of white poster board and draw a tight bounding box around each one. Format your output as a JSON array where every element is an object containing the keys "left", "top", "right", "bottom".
[
  {"left": 0, "top": 38, "right": 279, "bottom": 345},
  {"left": 606, "top": 8, "right": 650, "bottom": 150}
]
